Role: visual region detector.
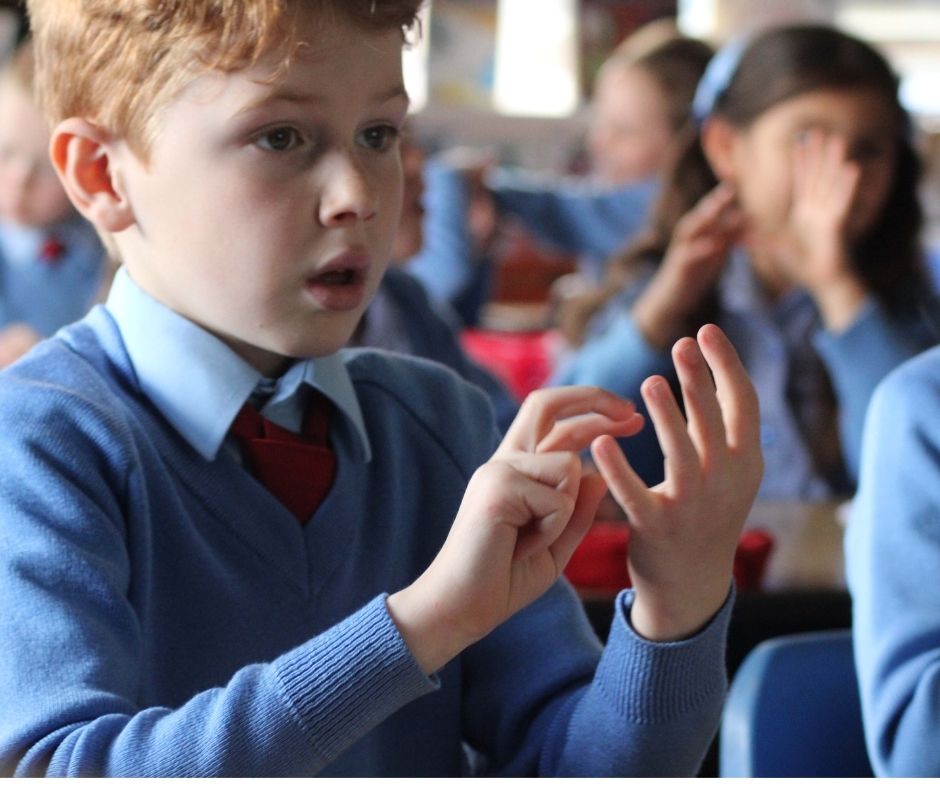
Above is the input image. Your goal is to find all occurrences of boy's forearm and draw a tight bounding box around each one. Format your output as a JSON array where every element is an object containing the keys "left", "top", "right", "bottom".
[{"left": 386, "top": 582, "right": 476, "bottom": 676}]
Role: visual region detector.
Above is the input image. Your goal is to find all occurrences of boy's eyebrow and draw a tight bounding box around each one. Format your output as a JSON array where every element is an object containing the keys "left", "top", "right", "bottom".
[{"left": 235, "top": 85, "right": 410, "bottom": 117}]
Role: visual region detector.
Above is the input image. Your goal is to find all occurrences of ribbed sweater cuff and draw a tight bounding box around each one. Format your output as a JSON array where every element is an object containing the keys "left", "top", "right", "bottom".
[
  {"left": 593, "top": 587, "right": 733, "bottom": 724},
  {"left": 273, "top": 594, "right": 438, "bottom": 764}
]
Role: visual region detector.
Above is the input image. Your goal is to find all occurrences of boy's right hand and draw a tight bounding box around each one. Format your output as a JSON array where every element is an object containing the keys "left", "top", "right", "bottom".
[
  {"left": 632, "top": 182, "right": 744, "bottom": 350},
  {"left": 387, "top": 387, "right": 644, "bottom": 675}
]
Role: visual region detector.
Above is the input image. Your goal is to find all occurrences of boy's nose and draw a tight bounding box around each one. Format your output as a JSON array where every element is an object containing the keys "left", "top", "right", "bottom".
[{"left": 318, "top": 151, "right": 378, "bottom": 227}]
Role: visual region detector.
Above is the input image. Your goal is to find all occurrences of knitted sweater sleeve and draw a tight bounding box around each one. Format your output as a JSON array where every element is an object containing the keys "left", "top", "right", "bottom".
[
  {"left": 461, "top": 580, "right": 732, "bottom": 777},
  {"left": 814, "top": 294, "right": 940, "bottom": 484},
  {"left": 488, "top": 169, "right": 657, "bottom": 261},
  {"left": 846, "top": 346, "right": 940, "bottom": 776},
  {"left": 0, "top": 377, "right": 435, "bottom": 777}
]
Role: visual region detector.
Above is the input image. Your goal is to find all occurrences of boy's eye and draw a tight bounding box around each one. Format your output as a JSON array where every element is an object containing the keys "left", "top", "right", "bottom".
[
  {"left": 255, "top": 127, "right": 305, "bottom": 152},
  {"left": 358, "top": 124, "right": 400, "bottom": 152}
]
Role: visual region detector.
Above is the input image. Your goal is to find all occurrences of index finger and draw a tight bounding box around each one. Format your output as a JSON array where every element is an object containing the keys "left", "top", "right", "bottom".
[{"left": 497, "top": 386, "right": 639, "bottom": 455}]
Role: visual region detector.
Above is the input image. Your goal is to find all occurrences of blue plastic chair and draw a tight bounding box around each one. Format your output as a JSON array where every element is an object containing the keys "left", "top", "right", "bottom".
[{"left": 719, "top": 629, "right": 873, "bottom": 777}]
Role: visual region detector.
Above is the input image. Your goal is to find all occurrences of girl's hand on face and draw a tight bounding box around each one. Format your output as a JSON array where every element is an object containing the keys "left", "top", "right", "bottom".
[
  {"left": 387, "top": 386, "right": 644, "bottom": 675},
  {"left": 632, "top": 182, "right": 745, "bottom": 350},
  {"left": 763, "top": 131, "right": 869, "bottom": 329},
  {"left": 591, "top": 324, "right": 763, "bottom": 642},
  {"left": 785, "top": 130, "right": 859, "bottom": 284}
]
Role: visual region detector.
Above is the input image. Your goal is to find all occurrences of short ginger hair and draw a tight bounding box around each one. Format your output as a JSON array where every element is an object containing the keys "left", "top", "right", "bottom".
[{"left": 26, "top": 0, "right": 422, "bottom": 157}]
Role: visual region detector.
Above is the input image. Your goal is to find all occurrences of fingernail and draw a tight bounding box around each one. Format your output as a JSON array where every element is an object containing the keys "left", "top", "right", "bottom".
[{"left": 647, "top": 378, "right": 667, "bottom": 399}]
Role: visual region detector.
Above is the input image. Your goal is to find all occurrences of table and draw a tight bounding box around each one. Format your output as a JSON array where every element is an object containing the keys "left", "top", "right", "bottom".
[{"left": 747, "top": 499, "right": 850, "bottom": 591}]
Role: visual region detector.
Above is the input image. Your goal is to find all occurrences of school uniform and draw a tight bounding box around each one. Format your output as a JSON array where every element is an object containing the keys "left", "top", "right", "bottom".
[
  {"left": 846, "top": 344, "right": 940, "bottom": 776},
  {"left": 0, "top": 215, "right": 105, "bottom": 335},
  {"left": 553, "top": 252, "right": 940, "bottom": 498},
  {"left": 0, "top": 267, "right": 732, "bottom": 777}
]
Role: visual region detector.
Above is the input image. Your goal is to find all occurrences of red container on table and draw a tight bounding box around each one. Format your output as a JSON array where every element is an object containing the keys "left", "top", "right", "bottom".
[{"left": 565, "top": 521, "right": 775, "bottom": 594}]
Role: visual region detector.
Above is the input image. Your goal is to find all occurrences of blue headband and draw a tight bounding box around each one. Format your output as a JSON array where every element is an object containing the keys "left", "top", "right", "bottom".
[{"left": 692, "top": 35, "right": 750, "bottom": 124}]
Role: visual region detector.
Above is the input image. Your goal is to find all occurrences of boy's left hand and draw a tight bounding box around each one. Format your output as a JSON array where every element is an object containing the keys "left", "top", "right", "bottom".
[{"left": 591, "top": 324, "right": 763, "bottom": 642}]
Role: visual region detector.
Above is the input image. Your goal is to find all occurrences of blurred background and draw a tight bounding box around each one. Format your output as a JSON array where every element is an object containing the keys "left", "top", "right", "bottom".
[
  {"left": 3, "top": 0, "right": 938, "bottom": 316},
  {"left": 398, "top": 0, "right": 940, "bottom": 306},
  {"left": 402, "top": 0, "right": 940, "bottom": 164}
]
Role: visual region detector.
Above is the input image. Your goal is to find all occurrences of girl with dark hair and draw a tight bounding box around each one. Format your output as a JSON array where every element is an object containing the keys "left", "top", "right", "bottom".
[
  {"left": 554, "top": 23, "right": 940, "bottom": 499},
  {"left": 406, "top": 22, "right": 714, "bottom": 325}
]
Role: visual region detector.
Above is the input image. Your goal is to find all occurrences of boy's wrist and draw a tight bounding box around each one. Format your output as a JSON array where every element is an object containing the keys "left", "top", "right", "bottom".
[
  {"left": 628, "top": 580, "right": 731, "bottom": 642},
  {"left": 386, "top": 582, "right": 473, "bottom": 676}
]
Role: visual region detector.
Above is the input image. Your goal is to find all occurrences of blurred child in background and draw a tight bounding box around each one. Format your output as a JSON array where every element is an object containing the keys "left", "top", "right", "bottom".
[
  {"left": 351, "top": 137, "right": 518, "bottom": 432},
  {"left": 847, "top": 343, "right": 940, "bottom": 777},
  {"left": 0, "top": 38, "right": 105, "bottom": 366},
  {"left": 406, "top": 20, "right": 713, "bottom": 325},
  {"left": 554, "top": 24, "right": 940, "bottom": 499}
]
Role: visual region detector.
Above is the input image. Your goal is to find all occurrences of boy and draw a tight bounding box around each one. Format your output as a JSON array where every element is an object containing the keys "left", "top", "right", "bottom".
[
  {"left": 0, "top": 37, "right": 106, "bottom": 365},
  {"left": 0, "top": 0, "right": 762, "bottom": 776}
]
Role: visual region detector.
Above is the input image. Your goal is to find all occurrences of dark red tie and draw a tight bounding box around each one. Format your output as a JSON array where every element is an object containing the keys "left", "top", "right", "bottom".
[{"left": 230, "top": 392, "right": 336, "bottom": 522}]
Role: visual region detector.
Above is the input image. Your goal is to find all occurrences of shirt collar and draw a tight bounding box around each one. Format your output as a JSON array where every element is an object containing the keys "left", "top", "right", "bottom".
[{"left": 105, "top": 266, "right": 371, "bottom": 462}]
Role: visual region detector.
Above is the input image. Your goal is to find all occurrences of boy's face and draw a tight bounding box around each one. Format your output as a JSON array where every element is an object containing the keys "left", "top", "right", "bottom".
[
  {"left": 0, "top": 80, "right": 74, "bottom": 228},
  {"left": 113, "top": 14, "right": 409, "bottom": 374}
]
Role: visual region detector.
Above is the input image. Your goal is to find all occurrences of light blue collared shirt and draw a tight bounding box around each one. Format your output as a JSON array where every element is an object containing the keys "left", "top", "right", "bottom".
[{"left": 105, "top": 266, "right": 371, "bottom": 463}]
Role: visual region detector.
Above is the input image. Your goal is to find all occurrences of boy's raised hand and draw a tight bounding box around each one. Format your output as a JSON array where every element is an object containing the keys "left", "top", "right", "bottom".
[
  {"left": 388, "top": 387, "right": 644, "bottom": 675},
  {"left": 591, "top": 324, "right": 763, "bottom": 642}
]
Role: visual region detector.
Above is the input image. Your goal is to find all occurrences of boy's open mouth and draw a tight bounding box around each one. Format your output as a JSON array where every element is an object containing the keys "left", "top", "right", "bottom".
[
  {"left": 311, "top": 269, "right": 359, "bottom": 286},
  {"left": 304, "top": 265, "right": 368, "bottom": 311}
]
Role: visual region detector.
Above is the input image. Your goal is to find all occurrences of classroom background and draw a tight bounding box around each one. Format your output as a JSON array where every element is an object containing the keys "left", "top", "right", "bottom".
[{"left": 404, "top": 0, "right": 940, "bottom": 321}]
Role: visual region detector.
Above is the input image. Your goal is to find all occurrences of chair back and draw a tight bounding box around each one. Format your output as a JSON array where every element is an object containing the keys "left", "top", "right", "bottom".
[{"left": 719, "top": 629, "right": 872, "bottom": 777}]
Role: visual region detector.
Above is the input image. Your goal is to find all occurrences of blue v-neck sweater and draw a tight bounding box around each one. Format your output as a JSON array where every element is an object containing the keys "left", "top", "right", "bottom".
[{"left": 0, "top": 307, "right": 730, "bottom": 777}]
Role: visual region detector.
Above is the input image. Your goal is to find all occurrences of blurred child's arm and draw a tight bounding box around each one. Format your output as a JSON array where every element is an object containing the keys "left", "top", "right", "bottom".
[
  {"left": 404, "top": 154, "right": 494, "bottom": 319},
  {"left": 591, "top": 324, "right": 763, "bottom": 640},
  {"left": 487, "top": 168, "right": 658, "bottom": 261},
  {"left": 631, "top": 183, "right": 744, "bottom": 350},
  {"left": 387, "top": 387, "right": 644, "bottom": 675}
]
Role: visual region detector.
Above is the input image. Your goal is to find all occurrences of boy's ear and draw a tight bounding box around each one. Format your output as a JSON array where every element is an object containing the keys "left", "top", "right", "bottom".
[
  {"left": 49, "top": 118, "right": 135, "bottom": 233},
  {"left": 701, "top": 116, "right": 739, "bottom": 183}
]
